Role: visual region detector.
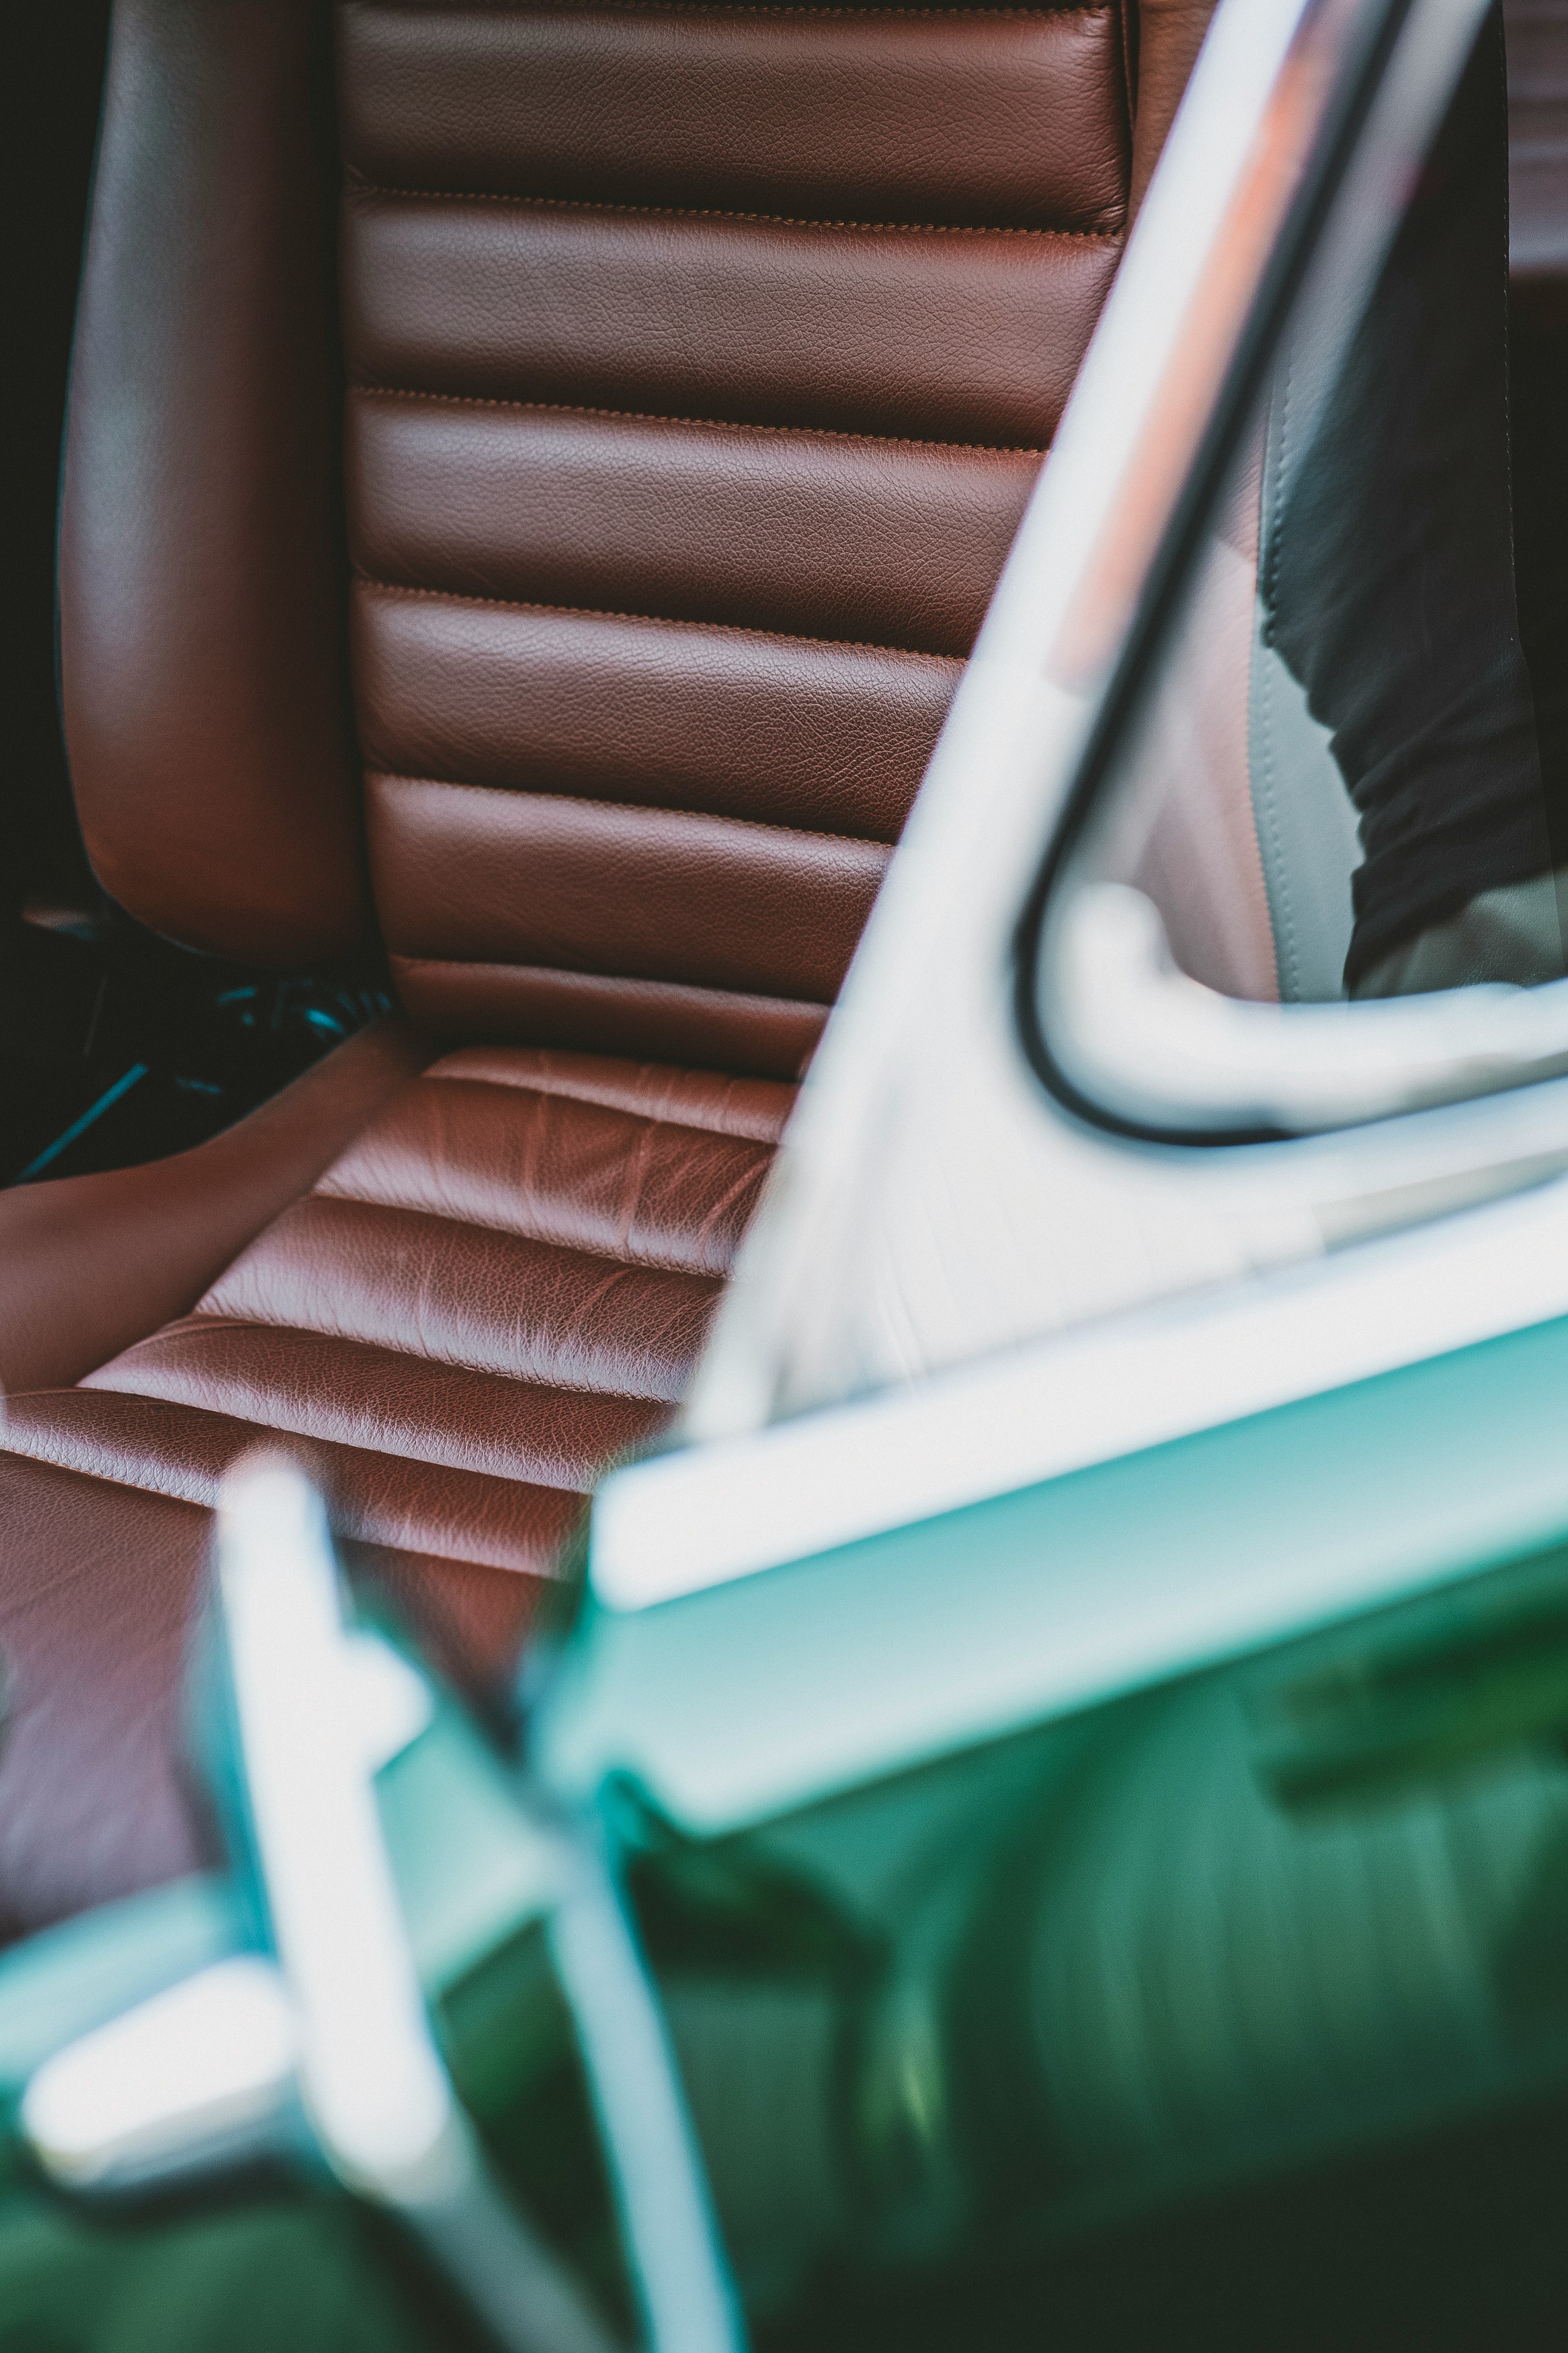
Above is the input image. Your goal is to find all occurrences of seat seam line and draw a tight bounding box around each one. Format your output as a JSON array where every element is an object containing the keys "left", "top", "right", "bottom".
[
  {"left": 167, "top": 1310, "right": 698, "bottom": 1404},
  {"left": 26, "top": 1390, "right": 607, "bottom": 1503},
  {"left": 2, "top": 1435, "right": 573, "bottom": 1570},
  {"left": 354, "top": 572, "right": 963, "bottom": 665},
  {"left": 329, "top": 1072, "right": 776, "bottom": 1148},
  {"left": 389, "top": 953, "right": 836, "bottom": 1014},
  {"left": 397, "top": 1067, "right": 789, "bottom": 1142},
  {"left": 349, "top": 382, "right": 1045, "bottom": 458},
  {"left": 344, "top": 179, "right": 1125, "bottom": 242},
  {"left": 310, "top": 1177, "right": 748, "bottom": 1275},
  {"left": 368, "top": 768, "right": 899, "bottom": 854},
  {"left": 0, "top": 1447, "right": 215, "bottom": 1515},
  {"left": 270, "top": 1190, "right": 732, "bottom": 1284},
  {"left": 345, "top": 2, "right": 1116, "bottom": 20}
]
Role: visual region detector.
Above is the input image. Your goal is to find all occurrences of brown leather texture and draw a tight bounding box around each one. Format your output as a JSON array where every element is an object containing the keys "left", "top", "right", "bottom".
[
  {"left": 17, "top": 1045, "right": 788, "bottom": 1550},
  {"left": 353, "top": 598, "right": 956, "bottom": 834},
  {"left": 340, "top": 0, "right": 1134, "bottom": 1070},
  {"left": 0, "top": 1449, "right": 547, "bottom": 1938},
  {"left": 338, "top": 1, "right": 1132, "bottom": 227},
  {"left": 370, "top": 774, "right": 891, "bottom": 993},
  {"left": 0, "top": 1019, "right": 427, "bottom": 1396},
  {"left": 3, "top": 0, "right": 1220, "bottom": 1933},
  {"left": 59, "top": 0, "right": 372, "bottom": 965},
  {"left": 1, "top": 1042, "right": 794, "bottom": 1931},
  {"left": 347, "top": 399, "right": 1032, "bottom": 662},
  {"left": 390, "top": 958, "right": 831, "bottom": 1076},
  {"left": 0, "top": 1461, "right": 213, "bottom": 1938}
]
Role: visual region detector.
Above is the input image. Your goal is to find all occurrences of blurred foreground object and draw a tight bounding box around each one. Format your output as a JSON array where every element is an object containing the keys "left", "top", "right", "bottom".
[{"left": 9, "top": 1371, "right": 1568, "bottom": 2345}]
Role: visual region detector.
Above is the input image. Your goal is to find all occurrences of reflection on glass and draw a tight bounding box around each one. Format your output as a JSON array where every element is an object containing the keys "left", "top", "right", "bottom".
[
  {"left": 1058, "top": 5, "right": 1563, "bottom": 1019},
  {"left": 640, "top": 1528, "right": 1568, "bottom": 2326}
]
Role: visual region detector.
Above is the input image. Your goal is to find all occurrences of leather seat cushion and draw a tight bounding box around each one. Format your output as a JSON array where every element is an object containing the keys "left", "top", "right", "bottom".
[{"left": 0, "top": 1040, "right": 792, "bottom": 1936}]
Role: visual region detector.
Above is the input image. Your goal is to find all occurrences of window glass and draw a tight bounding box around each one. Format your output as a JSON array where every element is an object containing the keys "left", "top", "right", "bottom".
[{"left": 1034, "top": 3, "right": 1567, "bottom": 1135}]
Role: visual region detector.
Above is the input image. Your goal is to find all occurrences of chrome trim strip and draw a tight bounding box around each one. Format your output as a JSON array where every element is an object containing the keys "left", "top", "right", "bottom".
[
  {"left": 561, "top": 1298, "right": 1568, "bottom": 1838},
  {"left": 593, "top": 1159, "right": 1568, "bottom": 1611},
  {"left": 1048, "top": 886, "right": 1568, "bottom": 1133},
  {"left": 217, "top": 1460, "right": 621, "bottom": 2353},
  {"left": 21, "top": 1957, "right": 300, "bottom": 2194}
]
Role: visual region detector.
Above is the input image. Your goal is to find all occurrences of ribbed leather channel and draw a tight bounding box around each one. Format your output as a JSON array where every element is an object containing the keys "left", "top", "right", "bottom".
[
  {"left": 340, "top": 0, "right": 1132, "bottom": 1075},
  {"left": 5, "top": 1048, "right": 792, "bottom": 1583},
  {"left": 0, "top": 1037, "right": 794, "bottom": 1931}
]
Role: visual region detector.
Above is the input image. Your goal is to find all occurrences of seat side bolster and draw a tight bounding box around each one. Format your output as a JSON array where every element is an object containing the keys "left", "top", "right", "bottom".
[
  {"left": 0, "top": 1018, "right": 429, "bottom": 1399},
  {"left": 60, "top": 0, "right": 372, "bottom": 963}
]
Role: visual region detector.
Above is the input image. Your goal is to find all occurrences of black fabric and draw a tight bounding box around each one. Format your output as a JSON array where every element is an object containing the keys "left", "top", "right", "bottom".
[{"left": 1265, "top": 5, "right": 1554, "bottom": 990}]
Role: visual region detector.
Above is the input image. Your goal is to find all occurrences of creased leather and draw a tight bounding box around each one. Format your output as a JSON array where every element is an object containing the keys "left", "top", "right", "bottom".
[
  {"left": 0, "top": 1041, "right": 793, "bottom": 1927},
  {"left": 3, "top": 1388, "right": 587, "bottom": 1577},
  {"left": 79, "top": 1323, "right": 669, "bottom": 1490},
  {"left": 88, "top": 1053, "right": 767, "bottom": 1417},
  {"left": 30, "top": 1047, "right": 781, "bottom": 1488},
  {"left": 426, "top": 1045, "right": 796, "bottom": 1143},
  {"left": 190, "top": 1198, "right": 721, "bottom": 1400},
  {"left": 0, "top": 1020, "right": 427, "bottom": 1397},
  {"left": 390, "top": 961, "right": 827, "bottom": 1078},
  {"left": 317, "top": 1074, "right": 774, "bottom": 1274}
]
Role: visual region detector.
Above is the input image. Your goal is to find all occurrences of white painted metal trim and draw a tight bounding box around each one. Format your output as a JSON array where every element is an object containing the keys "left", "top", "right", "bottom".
[{"left": 593, "top": 1149, "right": 1568, "bottom": 1610}]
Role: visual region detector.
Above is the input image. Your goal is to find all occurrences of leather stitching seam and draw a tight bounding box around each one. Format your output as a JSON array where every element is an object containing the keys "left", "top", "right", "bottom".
[
  {"left": 347, "top": 3, "right": 1116, "bottom": 18},
  {"left": 313, "top": 1176, "right": 752, "bottom": 1276},
  {"left": 415, "top": 1063, "right": 792, "bottom": 1140},
  {"left": 354, "top": 573, "right": 962, "bottom": 665},
  {"left": 180, "top": 1308, "right": 695, "bottom": 1406},
  {"left": 1, "top": 1430, "right": 575, "bottom": 1559},
  {"left": 392, "top": 951, "right": 835, "bottom": 1013},
  {"left": 222, "top": 1192, "right": 731, "bottom": 1287},
  {"left": 407, "top": 1068, "right": 787, "bottom": 1148},
  {"left": 416, "top": 1068, "right": 790, "bottom": 1139},
  {"left": 370, "top": 770, "right": 896, "bottom": 854},
  {"left": 345, "top": 178, "right": 1123, "bottom": 241},
  {"left": 352, "top": 382, "right": 1046, "bottom": 458},
  {"left": 0, "top": 1445, "right": 216, "bottom": 1517}
]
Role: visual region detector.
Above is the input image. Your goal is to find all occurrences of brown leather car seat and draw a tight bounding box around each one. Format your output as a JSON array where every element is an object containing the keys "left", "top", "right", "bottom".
[{"left": 0, "top": 0, "right": 1212, "bottom": 1935}]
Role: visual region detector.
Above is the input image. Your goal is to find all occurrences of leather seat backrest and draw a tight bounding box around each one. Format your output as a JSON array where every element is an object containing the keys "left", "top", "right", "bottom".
[{"left": 60, "top": 0, "right": 1215, "bottom": 1078}]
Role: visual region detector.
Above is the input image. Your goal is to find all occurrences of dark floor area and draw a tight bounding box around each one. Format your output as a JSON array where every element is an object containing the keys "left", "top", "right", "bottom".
[
  {"left": 0, "top": 907, "right": 389, "bottom": 1187},
  {"left": 772, "top": 2081, "right": 1568, "bottom": 2352}
]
